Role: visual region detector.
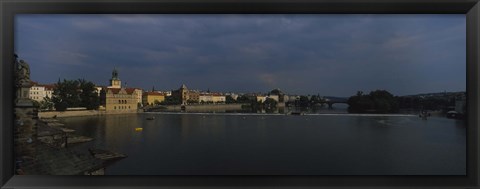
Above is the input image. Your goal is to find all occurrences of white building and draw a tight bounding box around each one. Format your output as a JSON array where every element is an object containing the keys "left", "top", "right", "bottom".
[
  {"left": 133, "top": 88, "right": 143, "bottom": 105},
  {"left": 95, "top": 86, "right": 103, "bottom": 96},
  {"left": 199, "top": 93, "right": 226, "bottom": 104},
  {"left": 267, "top": 95, "right": 279, "bottom": 102},
  {"left": 256, "top": 96, "right": 267, "bottom": 103},
  {"left": 226, "top": 93, "right": 239, "bottom": 100},
  {"left": 199, "top": 94, "right": 213, "bottom": 103},
  {"left": 29, "top": 82, "right": 54, "bottom": 102},
  {"left": 212, "top": 94, "right": 226, "bottom": 103}
]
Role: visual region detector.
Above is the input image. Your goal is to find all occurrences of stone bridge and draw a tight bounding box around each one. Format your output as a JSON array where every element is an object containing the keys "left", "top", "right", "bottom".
[{"left": 324, "top": 96, "right": 349, "bottom": 109}]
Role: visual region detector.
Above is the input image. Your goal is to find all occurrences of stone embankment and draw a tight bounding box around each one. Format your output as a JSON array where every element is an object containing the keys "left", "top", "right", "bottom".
[
  {"left": 148, "top": 104, "right": 247, "bottom": 112},
  {"left": 38, "top": 110, "right": 138, "bottom": 118},
  {"left": 37, "top": 118, "right": 94, "bottom": 147}
]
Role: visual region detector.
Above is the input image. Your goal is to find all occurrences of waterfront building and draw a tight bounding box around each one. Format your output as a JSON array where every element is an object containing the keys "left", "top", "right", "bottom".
[
  {"left": 142, "top": 92, "right": 166, "bottom": 105},
  {"left": 198, "top": 92, "right": 226, "bottom": 104},
  {"left": 256, "top": 95, "right": 267, "bottom": 103},
  {"left": 132, "top": 88, "right": 143, "bottom": 105},
  {"left": 199, "top": 94, "right": 213, "bottom": 103},
  {"left": 171, "top": 84, "right": 200, "bottom": 104},
  {"left": 270, "top": 88, "right": 286, "bottom": 102},
  {"left": 188, "top": 90, "right": 200, "bottom": 104},
  {"left": 171, "top": 84, "right": 226, "bottom": 104},
  {"left": 212, "top": 93, "right": 226, "bottom": 104},
  {"left": 29, "top": 82, "right": 54, "bottom": 102},
  {"left": 172, "top": 84, "right": 189, "bottom": 105},
  {"left": 226, "top": 93, "right": 239, "bottom": 100},
  {"left": 267, "top": 95, "right": 279, "bottom": 102},
  {"left": 100, "top": 68, "right": 139, "bottom": 112}
]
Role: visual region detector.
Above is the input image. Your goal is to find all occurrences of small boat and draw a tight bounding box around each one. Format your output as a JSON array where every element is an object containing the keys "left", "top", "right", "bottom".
[
  {"left": 446, "top": 111, "right": 459, "bottom": 119},
  {"left": 146, "top": 117, "right": 155, "bottom": 120},
  {"left": 135, "top": 128, "right": 143, "bottom": 131}
]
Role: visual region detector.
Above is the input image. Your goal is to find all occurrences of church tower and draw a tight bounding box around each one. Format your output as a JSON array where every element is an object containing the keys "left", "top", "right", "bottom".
[{"left": 109, "top": 67, "right": 121, "bottom": 89}]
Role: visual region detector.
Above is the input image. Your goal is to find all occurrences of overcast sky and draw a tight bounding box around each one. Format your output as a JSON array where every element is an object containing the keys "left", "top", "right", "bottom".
[{"left": 15, "top": 14, "right": 465, "bottom": 97}]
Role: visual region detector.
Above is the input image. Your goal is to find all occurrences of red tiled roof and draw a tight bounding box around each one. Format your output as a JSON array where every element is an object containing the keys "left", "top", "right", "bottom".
[
  {"left": 106, "top": 88, "right": 141, "bottom": 95},
  {"left": 42, "top": 84, "right": 55, "bottom": 90},
  {"left": 106, "top": 88, "right": 122, "bottom": 94},
  {"left": 31, "top": 81, "right": 56, "bottom": 90},
  {"left": 125, "top": 88, "right": 136, "bottom": 94}
]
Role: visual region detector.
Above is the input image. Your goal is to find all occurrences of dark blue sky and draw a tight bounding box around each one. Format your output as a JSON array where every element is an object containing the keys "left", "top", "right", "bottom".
[{"left": 15, "top": 14, "right": 466, "bottom": 96}]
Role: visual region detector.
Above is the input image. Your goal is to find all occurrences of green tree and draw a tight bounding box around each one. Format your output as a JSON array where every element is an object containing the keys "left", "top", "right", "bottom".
[
  {"left": 311, "top": 95, "right": 325, "bottom": 105},
  {"left": 78, "top": 79, "right": 100, "bottom": 110},
  {"left": 32, "top": 100, "right": 40, "bottom": 108},
  {"left": 40, "top": 96, "right": 55, "bottom": 111},
  {"left": 52, "top": 79, "right": 100, "bottom": 111},
  {"left": 297, "top": 96, "right": 310, "bottom": 107},
  {"left": 161, "top": 95, "right": 181, "bottom": 105},
  {"left": 187, "top": 99, "right": 198, "bottom": 104},
  {"left": 264, "top": 98, "right": 277, "bottom": 109},
  {"left": 236, "top": 95, "right": 251, "bottom": 103},
  {"left": 226, "top": 95, "right": 236, "bottom": 104},
  {"left": 52, "top": 79, "right": 80, "bottom": 111},
  {"left": 348, "top": 90, "right": 399, "bottom": 113}
]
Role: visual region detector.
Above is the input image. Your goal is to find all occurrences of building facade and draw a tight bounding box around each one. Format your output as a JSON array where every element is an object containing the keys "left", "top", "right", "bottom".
[
  {"left": 102, "top": 88, "right": 138, "bottom": 112},
  {"left": 172, "top": 84, "right": 195, "bottom": 105},
  {"left": 133, "top": 88, "right": 143, "bottom": 105},
  {"left": 29, "top": 82, "right": 54, "bottom": 102},
  {"left": 142, "top": 92, "right": 166, "bottom": 105},
  {"left": 199, "top": 94, "right": 213, "bottom": 103},
  {"left": 212, "top": 94, "right": 226, "bottom": 103},
  {"left": 100, "top": 68, "right": 139, "bottom": 112}
]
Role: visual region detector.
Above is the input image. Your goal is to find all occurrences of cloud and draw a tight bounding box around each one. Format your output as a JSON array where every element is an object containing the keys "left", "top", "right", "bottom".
[
  {"left": 258, "top": 73, "right": 278, "bottom": 88},
  {"left": 71, "top": 19, "right": 106, "bottom": 30},
  {"left": 107, "top": 15, "right": 161, "bottom": 25},
  {"left": 15, "top": 14, "right": 466, "bottom": 96}
]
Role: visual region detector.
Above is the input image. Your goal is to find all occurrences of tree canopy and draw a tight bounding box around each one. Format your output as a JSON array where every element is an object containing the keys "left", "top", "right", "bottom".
[
  {"left": 347, "top": 90, "right": 399, "bottom": 113},
  {"left": 52, "top": 79, "right": 100, "bottom": 111}
]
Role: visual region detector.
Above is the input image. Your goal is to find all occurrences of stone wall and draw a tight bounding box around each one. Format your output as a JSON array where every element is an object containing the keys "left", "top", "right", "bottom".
[
  {"left": 14, "top": 104, "right": 38, "bottom": 159},
  {"left": 38, "top": 110, "right": 138, "bottom": 118},
  {"left": 157, "top": 104, "right": 245, "bottom": 111}
]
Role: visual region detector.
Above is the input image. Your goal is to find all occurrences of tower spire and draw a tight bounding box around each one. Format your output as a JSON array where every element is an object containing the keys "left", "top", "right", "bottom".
[
  {"left": 112, "top": 67, "right": 119, "bottom": 80},
  {"left": 109, "top": 67, "right": 121, "bottom": 89}
]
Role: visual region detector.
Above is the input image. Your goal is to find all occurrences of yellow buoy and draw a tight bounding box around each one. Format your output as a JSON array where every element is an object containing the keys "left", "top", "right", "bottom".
[{"left": 135, "top": 128, "right": 143, "bottom": 131}]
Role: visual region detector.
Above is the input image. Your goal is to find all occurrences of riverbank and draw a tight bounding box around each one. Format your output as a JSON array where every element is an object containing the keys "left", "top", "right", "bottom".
[
  {"left": 38, "top": 110, "right": 138, "bottom": 118},
  {"left": 148, "top": 104, "right": 247, "bottom": 112},
  {"left": 144, "top": 111, "right": 417, "bottom": 117}
]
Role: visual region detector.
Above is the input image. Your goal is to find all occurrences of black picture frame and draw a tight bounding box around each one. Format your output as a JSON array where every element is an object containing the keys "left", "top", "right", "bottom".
[{"left": 1, "top": 0, "right": 479, "bottom": 188}]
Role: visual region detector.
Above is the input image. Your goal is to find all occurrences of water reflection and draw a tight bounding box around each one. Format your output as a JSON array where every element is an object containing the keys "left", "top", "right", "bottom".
[{"left": 61, "top": 111, "right": 466, "bottom": 175}]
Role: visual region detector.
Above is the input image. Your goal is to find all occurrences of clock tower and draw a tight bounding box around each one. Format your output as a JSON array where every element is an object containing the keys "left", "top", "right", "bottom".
[{"left": 109, "top": 67, "right": 121, "bottom": 89}]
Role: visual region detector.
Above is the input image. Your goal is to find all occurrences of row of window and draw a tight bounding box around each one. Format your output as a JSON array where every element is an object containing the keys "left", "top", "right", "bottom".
[
  {"left": 114, "top": 106, "right": 131, "bottom": 110},
  {"left": 118, "top": 100, "right": 128, "bottom": 104}
]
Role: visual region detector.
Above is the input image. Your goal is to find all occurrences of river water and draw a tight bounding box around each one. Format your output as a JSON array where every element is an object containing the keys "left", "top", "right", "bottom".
[{"left": 60, "top": 106, "right": 466, "bottom": 175}]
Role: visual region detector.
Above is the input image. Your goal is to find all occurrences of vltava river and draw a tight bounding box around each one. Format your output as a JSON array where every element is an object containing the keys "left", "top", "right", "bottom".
[{"left": 61, "top": 110, "right": 466, "bottom": 175}]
